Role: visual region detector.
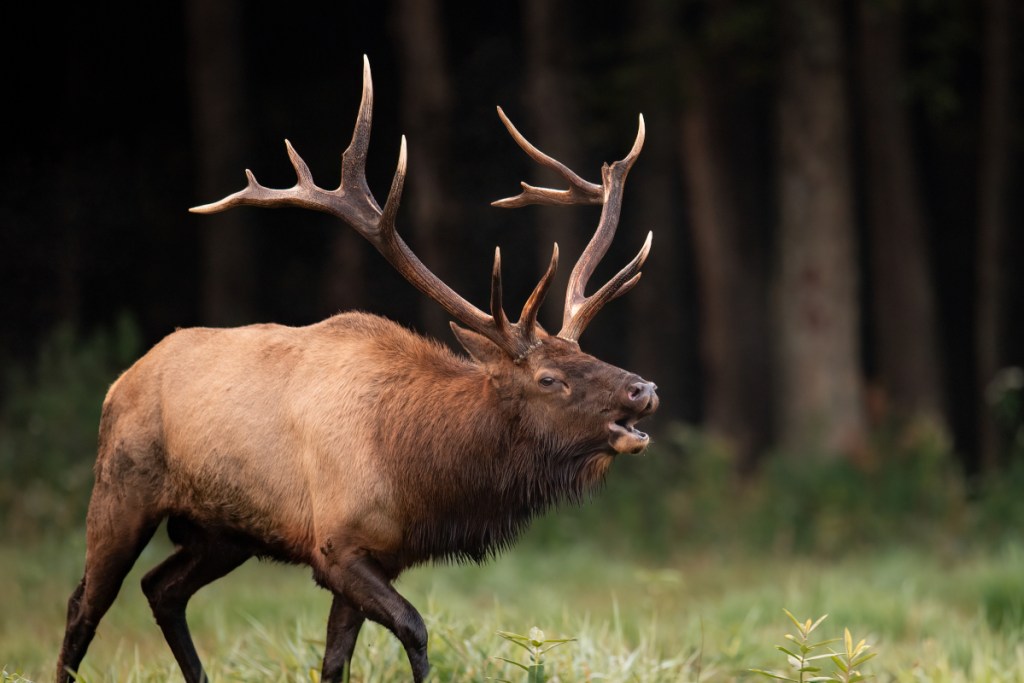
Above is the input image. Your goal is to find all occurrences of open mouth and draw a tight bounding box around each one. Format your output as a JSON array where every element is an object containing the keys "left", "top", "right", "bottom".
[{"left": 607, "top": 416, "right": 650, "bottom": 455}]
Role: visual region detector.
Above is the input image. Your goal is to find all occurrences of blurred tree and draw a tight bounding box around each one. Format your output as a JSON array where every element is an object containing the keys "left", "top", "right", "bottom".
[
  {"left": 626, "top": 0, "right": 688, "bottom": 426},
  {"left": 976, "top": 0, "right": 1014, "bottom": 469},
  {"left": 776, "top": 0, "right": 866, "bottom": 457},
  {"left": 186, "top": 0, "right": 255, "bottom": 326},
  {"left": 320, "top": 219, "right": 368, "bottom": 315},
  {"left": 680, "top": 0, "right": 774, "bottom": 468},
  {"left": 394, "top": 0, "right": 460, "bottom": 339},
  {"left": 320, "top": 229, "right": 368, "bottom": 316},
  {"left": 858, "top": 0, "right": 944, "bottom": 424}
]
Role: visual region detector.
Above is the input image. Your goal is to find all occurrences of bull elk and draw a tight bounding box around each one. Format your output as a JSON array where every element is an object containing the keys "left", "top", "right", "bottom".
[{"left": 57, "top": 56, "right": 658, "bottom": 683}]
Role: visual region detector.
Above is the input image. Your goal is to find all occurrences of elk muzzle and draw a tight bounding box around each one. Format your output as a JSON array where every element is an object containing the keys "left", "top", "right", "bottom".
[{"left": 608, "top": 379, "right": 659, "bottom": 455}]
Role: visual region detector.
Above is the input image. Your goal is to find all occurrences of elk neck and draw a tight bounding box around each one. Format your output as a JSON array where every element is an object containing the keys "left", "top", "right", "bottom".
[{"left": 368, "top": 334, "right": 609, "bottom": 566}]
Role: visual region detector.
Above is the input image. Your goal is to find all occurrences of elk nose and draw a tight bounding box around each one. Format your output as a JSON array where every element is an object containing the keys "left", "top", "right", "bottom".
[{"left": 625, "top": 380, "right": 658, "bottom": 412}]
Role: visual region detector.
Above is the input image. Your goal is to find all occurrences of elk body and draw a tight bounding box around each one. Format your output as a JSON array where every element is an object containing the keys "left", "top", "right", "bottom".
[{"left": 57, "top": 57, "right": 658, "bottom": 683}]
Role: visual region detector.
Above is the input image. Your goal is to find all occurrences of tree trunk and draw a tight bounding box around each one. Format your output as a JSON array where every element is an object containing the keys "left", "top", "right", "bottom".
[
  {"left": 682, "top": 66, "right": 763, "bottom": 466},
  {"left": 776, "top": 0, "right": 866, "bottom": 457},
  {"left": 678, "top": 1, "right": 776, "bottom": 466},
  {"left": 394, "top": 0, "right": 459, "bottom": 338},
  {"left": 858, "top": 0, "right": 944, "bottom": 424},
  {"left": 186, "top": 0, "right": 255, "bottom": 326},
  {"left": 976, "top": 0, "right": 1014, "bottom": 469}
]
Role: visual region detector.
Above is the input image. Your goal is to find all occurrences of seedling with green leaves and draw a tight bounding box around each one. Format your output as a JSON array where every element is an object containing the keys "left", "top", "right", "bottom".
[
  {"left": 751, "top": 609, "right": 875, "bottom": 683},
  {"left": 491, "top": 627, "right": 576, "bottom": 683}
]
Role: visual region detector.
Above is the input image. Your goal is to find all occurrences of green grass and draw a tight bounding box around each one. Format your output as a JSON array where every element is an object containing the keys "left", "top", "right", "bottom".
[{"left": 4, "top": 528, "right": 1024, "bottom": 682}]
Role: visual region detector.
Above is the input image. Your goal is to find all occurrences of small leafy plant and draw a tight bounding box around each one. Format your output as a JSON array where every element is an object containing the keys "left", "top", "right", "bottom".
[
  {"left": 751, "top": 609, "right": 876, "bottom": 683},
  {"left": 491, "top": 627, "right": 576, "bottom": 683}
]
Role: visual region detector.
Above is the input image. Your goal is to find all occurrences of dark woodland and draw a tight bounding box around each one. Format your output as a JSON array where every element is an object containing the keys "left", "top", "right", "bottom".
[{"left": 2, "top": 0, "right": 1023, "bottom": 475}]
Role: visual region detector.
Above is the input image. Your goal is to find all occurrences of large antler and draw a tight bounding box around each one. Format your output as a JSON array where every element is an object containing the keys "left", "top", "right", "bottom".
[
  {"left": 190, "top": 56, "right": 554, "bottom": 360},
  {"left": 492, "top": 108, "right": 651, "bottom": 342}
]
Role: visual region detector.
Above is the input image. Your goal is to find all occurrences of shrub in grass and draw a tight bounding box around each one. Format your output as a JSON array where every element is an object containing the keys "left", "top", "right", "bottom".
[
  {"left": 986, "top": 366, "right": 1024, "bottom": 466},
  {"left": 491, "top": 627, "right": 576, "bottom": 683},
  {"left": 979, "top": 560, "right": 1024, "bottom": 632},
  {"left": 0, "top": 314, "right": 140, "bottom": 537},
  {"left": 751, "top": 610, "right": 875, "bottom": 683},
  {"left": 528, "top": 416, "right": 979, "bottom": 558}
]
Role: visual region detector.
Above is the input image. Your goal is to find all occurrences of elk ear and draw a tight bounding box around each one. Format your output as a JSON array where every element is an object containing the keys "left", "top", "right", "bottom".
[{"left": 450, "top": 323, "right": 507, "bottom": 366}]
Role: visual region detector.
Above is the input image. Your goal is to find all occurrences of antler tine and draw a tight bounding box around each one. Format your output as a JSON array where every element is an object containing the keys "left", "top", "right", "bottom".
[
  {"left": 518, "top": 244, "right": 559, "bottom": 341},
  {"left": 339, "top": 54, "right": 380, "bottom": 215},
  {"left": 560, "top": 231, "right": 651, "bottom": 341},
  {"left": 622, "top": 111, "right": 646, "bottom": 168},
  {"left": 377, "top": 136, "right": 407, "bottom": 241},
  {"left": 491, "top": 107, "right": 603, "bottom": 208},
  {"left": 490, "top": 248, "right": 510, "bottom": 335}
]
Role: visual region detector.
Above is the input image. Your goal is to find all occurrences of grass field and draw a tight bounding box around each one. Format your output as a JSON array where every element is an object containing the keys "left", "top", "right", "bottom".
[{"left": 4, "top": 525, "right": 1024, "bottom": 682}]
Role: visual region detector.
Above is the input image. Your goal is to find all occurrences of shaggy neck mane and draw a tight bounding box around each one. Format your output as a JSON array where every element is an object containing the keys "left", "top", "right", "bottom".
[{"left": 372, "top": 337, "right": 611, "bottom": 567}]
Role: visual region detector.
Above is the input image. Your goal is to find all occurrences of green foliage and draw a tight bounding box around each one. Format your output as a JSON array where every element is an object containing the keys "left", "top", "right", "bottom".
[
  {"left": 976, "top": 544, "right": 1024, "bottom": 633},
  {"left": 536, "top": 405, "right": 1024, "bottom": 561},
  {"left": 1, "top": 668, "right": 30, "bottom": 682},
  {"left": 0, "top": 314, "right": 141, "bottom": 537},
  {"left": 751, "top": 610, "right": 876, "bottom": 683},
  {"left": 745, "top": 416, "right": 965, "bottom": 555},
  {"left": 490, "top": 627, "right": 576, "bottom": 683},
  {"left": 528, "top": 416, "right": 1006, "bottom": 558},
  {"left": 986, "top": 366, "right": 1024, "bottom": 466}
]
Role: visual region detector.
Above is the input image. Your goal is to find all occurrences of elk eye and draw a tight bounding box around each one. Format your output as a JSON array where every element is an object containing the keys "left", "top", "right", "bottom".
[{"left": 539, "top": 376, "right": 558, "bottom": 388}]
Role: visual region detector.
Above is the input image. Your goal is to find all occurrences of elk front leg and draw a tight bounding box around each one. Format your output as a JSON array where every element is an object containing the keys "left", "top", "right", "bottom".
[
  {"left": 324, "top": 553, "right": 429, "bottom": 682},
  {"left": 321, "top": 594, "right": 366, "bottom": 682}
]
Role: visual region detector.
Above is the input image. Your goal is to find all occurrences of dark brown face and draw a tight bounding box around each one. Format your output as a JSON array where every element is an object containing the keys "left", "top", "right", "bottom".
[
  {"left": 529, "top": 338, "right": 658, "bottom": 455},
  {"left": 506, "top": 336, "right": 659, "bottom": 457},
  {"left": 452, "top": 325, "right": 658, "bottom": 459}
]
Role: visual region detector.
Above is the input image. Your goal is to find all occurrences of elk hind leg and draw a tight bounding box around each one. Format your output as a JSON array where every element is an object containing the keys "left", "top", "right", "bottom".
[
  {"left": 141, "top": 517, "right": 252, "bottom": 683},
  {"left": 57, "top": 487, "right": 161, "bottom": 683},
  {"left": 321, "top": 594, "right": 366, "bottom": 683}
]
